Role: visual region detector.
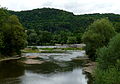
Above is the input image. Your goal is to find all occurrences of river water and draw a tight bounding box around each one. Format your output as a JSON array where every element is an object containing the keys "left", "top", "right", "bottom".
[{"left": 0, "top": 50, "right": 92, "bottom": 84}]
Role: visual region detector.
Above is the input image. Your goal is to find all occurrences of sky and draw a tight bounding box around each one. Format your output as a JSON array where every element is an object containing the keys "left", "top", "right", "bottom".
[{"left": 0, "top": 0, "right": 120, "bottom": 15}]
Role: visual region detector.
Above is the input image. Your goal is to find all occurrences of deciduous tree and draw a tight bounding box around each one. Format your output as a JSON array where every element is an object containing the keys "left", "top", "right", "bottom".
[{"left": 82, "top": 18, "right": 116, "bottom": 60}]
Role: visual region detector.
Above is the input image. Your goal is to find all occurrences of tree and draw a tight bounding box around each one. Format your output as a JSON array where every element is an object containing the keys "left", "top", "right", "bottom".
[
  {"left": 82, "top": 18, "right": 116, "bottom": 60},
  {"left": 94, "top": 65, "right": 120, "bottom": 84},
  {"left": 37, "top": 30, "right": 52, "bottom": 45},
  {"left": 0, "top": 8, "right": 27, "bottom": 56},
  {"left": 0, "top": 33, "right": 4, "bottom": 55},
  {"left": 57, "top": 31, "right": 72, "bottom": 44},
  {"left": 67, "top": 36, "right": 77, "bottom": 44},
  {"left": 27, "top": 29, "right": 38, "bottom": 45},
  {"left": 1, "top": 15, "right": 27, "bottom": 56},
  {"left": 94, "top": 34, "right": 120, "bottom": 84},
  {"left": 97, "top": 33, "right": 120, "bottom": 69},
  {"left": 114, "top": 22, "right": 120, "bottom": 32}
]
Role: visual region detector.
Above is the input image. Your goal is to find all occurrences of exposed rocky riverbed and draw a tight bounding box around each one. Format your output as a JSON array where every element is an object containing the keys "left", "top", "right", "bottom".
[{"left": 0, "top": 50, "right": 93, "bottom": 84}]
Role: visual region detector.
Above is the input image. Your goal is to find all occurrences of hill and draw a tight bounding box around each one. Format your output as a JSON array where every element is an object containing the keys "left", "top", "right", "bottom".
[
  {"left": 9, "top": 8, "right": 120, "bottom": 45},
  {"left": 9, "top": 8, "right": 120, "bottom": 32}
]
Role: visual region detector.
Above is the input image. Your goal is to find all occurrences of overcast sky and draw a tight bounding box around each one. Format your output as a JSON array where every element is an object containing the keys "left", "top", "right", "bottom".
[{"left": 0, "top": 0, "right": 120, "bottom": 15}]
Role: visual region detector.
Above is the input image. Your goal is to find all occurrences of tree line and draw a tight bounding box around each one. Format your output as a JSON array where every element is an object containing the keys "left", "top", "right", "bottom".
[
  {"left": 82, "top": 18, "right": 120, "bottom": 84},
  {"left": 27, "top": 29, "right": 81, "bottom": 45},
  {"left": 9, "top": 8, "right": 120, "bottom": 45}
]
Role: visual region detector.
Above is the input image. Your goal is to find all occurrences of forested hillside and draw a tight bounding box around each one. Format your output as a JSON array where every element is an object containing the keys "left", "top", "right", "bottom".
[{"left": 9, "top": 8, "right": 120, "bottom": 45}]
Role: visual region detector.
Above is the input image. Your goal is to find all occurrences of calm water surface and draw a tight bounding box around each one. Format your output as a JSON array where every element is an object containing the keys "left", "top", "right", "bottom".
[{"left": 0, "top": 50, "right": 92, "bottom": 84}]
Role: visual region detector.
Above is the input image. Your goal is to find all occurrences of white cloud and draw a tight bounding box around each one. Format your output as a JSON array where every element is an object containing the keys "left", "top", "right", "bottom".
[{"left": 0, "top": 0, "right": 120, "bottom": 14}]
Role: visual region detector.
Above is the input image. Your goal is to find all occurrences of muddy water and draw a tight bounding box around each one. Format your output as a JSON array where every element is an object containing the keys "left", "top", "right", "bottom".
[{"left": 0, "top": 50, "right": 92, "bottom": 84}]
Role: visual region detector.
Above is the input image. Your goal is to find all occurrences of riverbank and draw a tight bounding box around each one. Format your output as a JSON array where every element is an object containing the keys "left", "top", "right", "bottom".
[
  {"left": 0, "top": 54, "right": 96, "bottom": 75},
  {"left": 83, "top": 61, "right": 96, "bottom": 75},
  {"left": 0, "top": 56, "right": 21, "bottom": 62},
  {"left": 22, "top": 47, "right": 83, "bottom": 53}
]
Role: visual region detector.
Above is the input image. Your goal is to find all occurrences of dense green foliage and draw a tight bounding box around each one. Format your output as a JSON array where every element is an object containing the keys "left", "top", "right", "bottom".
[
  {"left": 94, "top": 34, "right": 120, "bottom": 84},
  {"left": 26, "top": 29, "right": 80, "bottom": 45},
  {"left": 0, "top": 8, "right": 27, "bottom": 57},
  {"left": 9, "top": 8, "right": 80, "bottom": 32},
  {"left": 9, "top": 8, "right": 120, "bottom": 32},
  {"left": 82, "top": 18, "right": 116, "bottom": 60},
  {"left": 9, "top": 8, "right": 120, "bottom": 45},
  {"left": 94, "top": 65, "right": 120, "bottom": 84},
  {"left": 97, "top": 33, "right": 120, "bottom": 69}
]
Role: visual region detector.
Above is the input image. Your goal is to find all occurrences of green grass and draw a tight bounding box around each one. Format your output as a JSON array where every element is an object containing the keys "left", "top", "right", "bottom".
[
  {"left": 39, "top": 48, "right": 56, "bottom": 50},
  {"left": 21, "top": 49, "right": 41, "bottom": 53},
  {"left": 60, "top": 47, "right": 83, "bottom": 50},
  {"left": 40, "top": 50, "right": 65, "bottom": 53},
  {"left": 39, "top": 47, "right": 83, "bottom": 50},
  {"left": 22, "top": 47, "right": 83, "bottom": 53}
]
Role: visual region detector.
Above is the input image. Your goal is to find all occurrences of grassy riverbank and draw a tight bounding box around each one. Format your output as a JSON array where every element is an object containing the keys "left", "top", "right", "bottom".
[
  {"left": 40, "top": 47, "right": 83, "bottom": 50},
  {"left": 22, "top": 49, "right": 66, "bottom": 53}
]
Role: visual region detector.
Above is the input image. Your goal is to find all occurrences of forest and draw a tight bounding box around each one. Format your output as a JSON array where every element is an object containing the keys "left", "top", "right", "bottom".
[{"left": 9, "top": 8, "right": 120, "bottom": 45}]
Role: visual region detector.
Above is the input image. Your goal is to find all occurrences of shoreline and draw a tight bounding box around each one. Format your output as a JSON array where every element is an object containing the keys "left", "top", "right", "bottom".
[
  {"left": 0, "top": 56, "right": 21, "bottom": 62},
  {"left": 83, "top": 62, "right": 96, "bottom": 75}
]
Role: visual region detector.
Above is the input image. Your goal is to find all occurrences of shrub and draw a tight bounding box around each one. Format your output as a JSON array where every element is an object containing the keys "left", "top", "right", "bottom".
[
  {"left": 97, "top": 33, "right": 120, "bottom": 69},
  {"left": 94, "top": 34, "right": 120, "bottom": 84},
  {"left": 94, "top": 66, "right": 120, "bottom": 84}
]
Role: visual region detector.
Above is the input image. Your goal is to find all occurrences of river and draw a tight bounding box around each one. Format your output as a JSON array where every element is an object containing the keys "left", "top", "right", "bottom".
[{"left": 0, "top": 50, "right": 92, "bottom": 84}]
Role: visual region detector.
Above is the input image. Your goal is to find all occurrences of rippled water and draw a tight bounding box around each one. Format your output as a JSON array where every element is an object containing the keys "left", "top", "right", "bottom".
[
  {"left": 0, "top": 50, "right": 92, "bottom": 84},
  {"left": 24, "top": 50, "right": 85, "bottom": 61}
]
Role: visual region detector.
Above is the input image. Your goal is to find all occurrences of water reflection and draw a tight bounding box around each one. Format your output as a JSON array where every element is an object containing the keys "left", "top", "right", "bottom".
[
  {"left": 25, "top": 62, "right": 61, "bottom": 74},
  {"left": 0, "top": 50, "right": 92, "bottom": 84},
  {"left": 0, "top": 60, "right": 25, "bottom": 79},
  {"left": 21, "top": 68, "right": 87, "bottom": 84},
  {"left": 0, "top": 60, "right": 25, "bottom": 84},
  {"left": 25, "top": 61, "right": 84, "bottom": 74}
]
